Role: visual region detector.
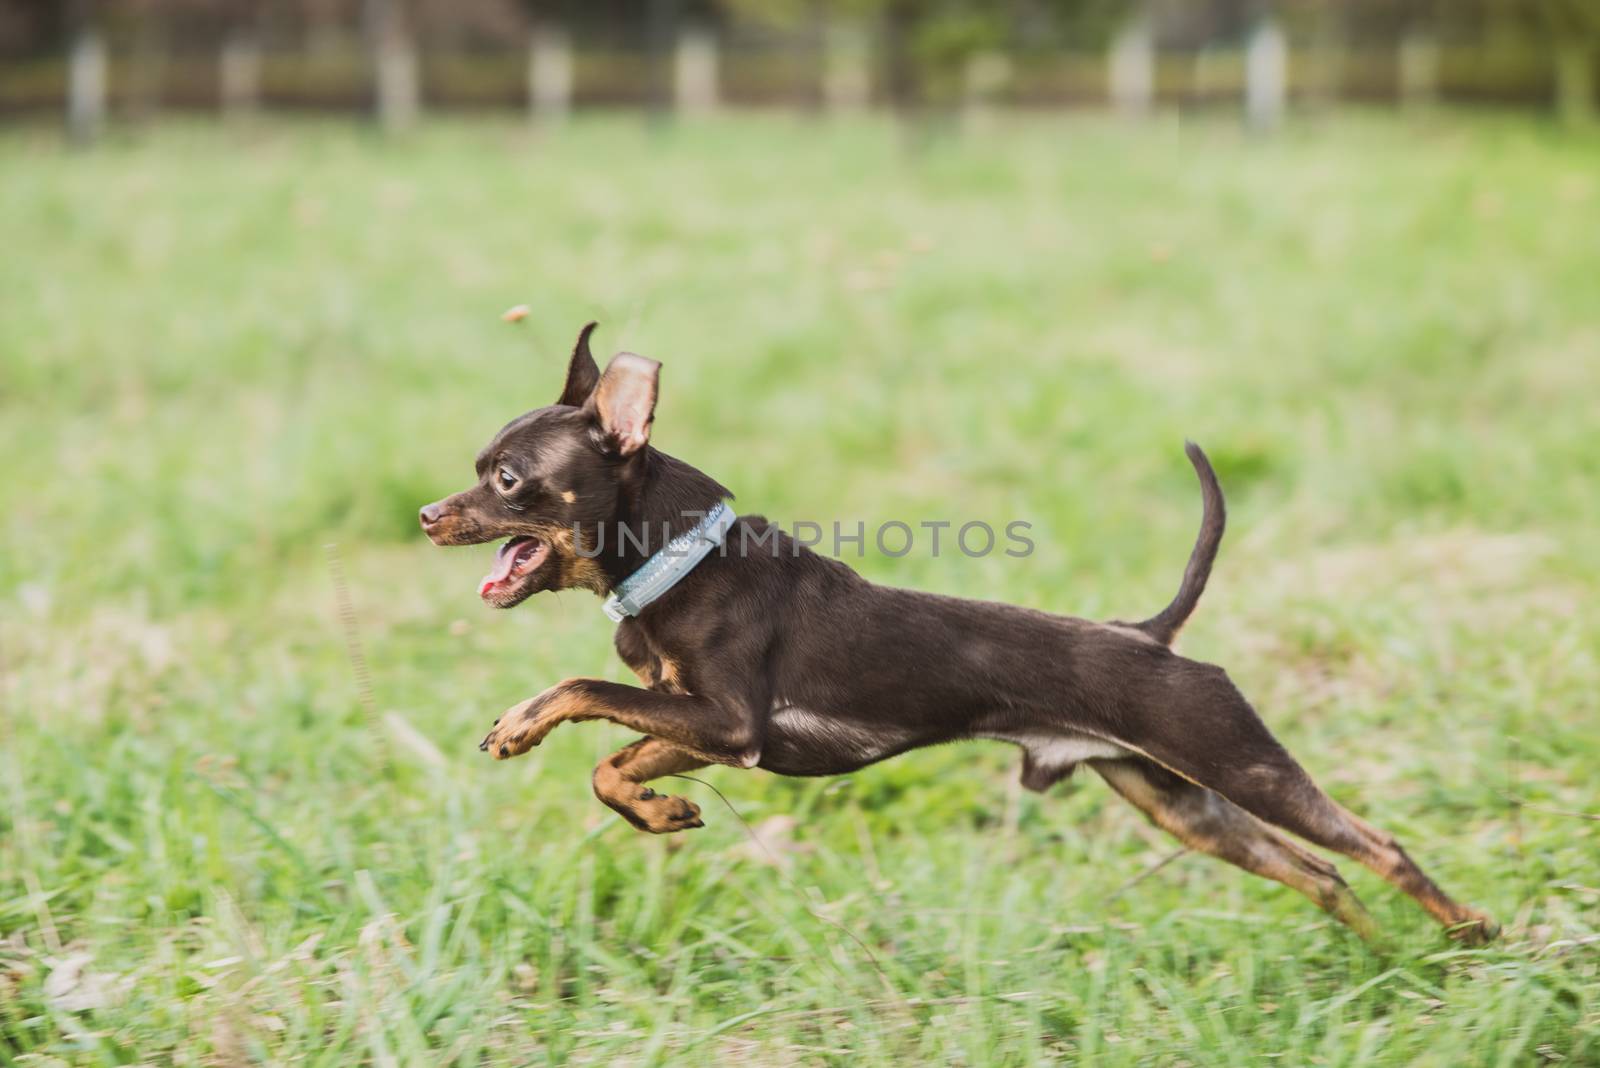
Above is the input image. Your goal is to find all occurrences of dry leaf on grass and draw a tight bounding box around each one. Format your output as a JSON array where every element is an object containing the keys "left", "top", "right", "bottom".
[{"left": 43, "top": 952, "right": 123, "bottom": 1012}]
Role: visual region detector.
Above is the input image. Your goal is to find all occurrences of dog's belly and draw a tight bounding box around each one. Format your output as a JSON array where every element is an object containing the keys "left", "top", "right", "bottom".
[
  {"left": 756, "top": 704, "right": 1133, "bottom": 779},
  {"left": 757, "top": 705, "right": 929, "bottom": 776},
  {"left": 977, "top": 729, "right": 1131, "bottom": 773}
]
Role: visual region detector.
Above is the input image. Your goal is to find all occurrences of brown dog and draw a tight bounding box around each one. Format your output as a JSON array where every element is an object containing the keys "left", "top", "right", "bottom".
[{"left": 419, "top": 323, "right": 1495, "bottom": 943}]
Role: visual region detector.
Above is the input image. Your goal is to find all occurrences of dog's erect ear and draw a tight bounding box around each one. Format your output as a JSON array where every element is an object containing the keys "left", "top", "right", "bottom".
[
  {"left": 556, "top": 322, "right": 602, "bottom": 407},
  {"left": 585, "top": 352, "right": 659, "bottom": 456}
]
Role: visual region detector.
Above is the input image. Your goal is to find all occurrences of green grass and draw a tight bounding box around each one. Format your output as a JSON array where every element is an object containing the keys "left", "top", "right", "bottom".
[{"left": 1, "top": 113, "right": 1598, "bottom": 1065}]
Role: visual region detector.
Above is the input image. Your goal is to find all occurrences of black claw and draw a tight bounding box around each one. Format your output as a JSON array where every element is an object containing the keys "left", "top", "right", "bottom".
[
  {"left": 479, "top": 739, "right": 489, "bottom": 752},
  {"left": 493, "top": 717, "right": 500, "bottom": 726},
  {"left": 499, "top": 744, "right": 509, "bottom": 757},
  {"left": 639, "top": 788, "right": 658, "bottom": 800}
]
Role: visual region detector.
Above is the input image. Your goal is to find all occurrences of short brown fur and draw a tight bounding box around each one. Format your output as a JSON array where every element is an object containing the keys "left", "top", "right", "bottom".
[{"left": 421, "top": 323, "right": 1496, "bottom": 945}]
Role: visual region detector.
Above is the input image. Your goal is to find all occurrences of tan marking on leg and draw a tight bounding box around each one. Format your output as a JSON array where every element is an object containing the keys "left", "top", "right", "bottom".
[
  {"left": 1095, "top": 759, "right": 1379, "bottom": 941},
  {"left": 655, "top": 657, "right": 683, "bottom": 692},
  {"left": 592, "top": 737, "right": 707, "bottom": 833},
  {"left": 480, "top": 678, "right": 592, "bottom": 759},
  {"left": 481, "top": 678, "right": 752, "bottom": 770},
  {"left": 1216, "top": 764, "right": 1497, "bottom": 942},
  {"left": 1141, "top": 701, "right": 1497, "bottom": 943},
  {"left": 1334, "top": 809, "right": 1497, "bottom": 943}
]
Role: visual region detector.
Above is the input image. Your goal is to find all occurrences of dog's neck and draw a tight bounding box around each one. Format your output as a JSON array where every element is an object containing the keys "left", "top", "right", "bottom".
[{"left": 596, "top": 447, "right": 731, "bottom": 589}]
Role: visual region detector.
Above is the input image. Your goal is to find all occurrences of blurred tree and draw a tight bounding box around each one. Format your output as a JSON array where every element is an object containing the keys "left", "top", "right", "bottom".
[
  {"left": 2, "top": 0, "right": 1591, "bottom": 119},
  {"left": 1408, "top": 0, "right": 1596, "bottom": 123},
  {"left": 1044, "top": 0, "right": 1133, "bottom": 46},
  {"left": 1528, "top": 0, "right": 1598, "bottom": 124},
  {"left": 0, "top": 0, "right": 63, "bottom": 54},
  {"left": 706, "top": 0, "right": 994, "bottom": 112},
  {"left": 1154, "top": 0, "right": 1257, "bottom": 47},
  {"left": 646, "top": 0, "right": 677, "bottom": 119},
  {"left": 906, "top": 2, "right": 1007, "bottom": 108},
  {"left": 415, "top": 0, "right": 523, "bottom": 43},
  {"left": 739, "top": 0, "right": 1014, "bottom": 113},
  {"left": 298, "top": 0, "right": 359, "bottom": 55},
  {"left": 121, "top": 0, "right": 166, "bottom": 121}
]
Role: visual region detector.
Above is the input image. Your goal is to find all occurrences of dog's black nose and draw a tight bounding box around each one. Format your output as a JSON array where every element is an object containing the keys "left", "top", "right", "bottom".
[{"left": 419, "top": 503, "right": 444, "bottom": 529}]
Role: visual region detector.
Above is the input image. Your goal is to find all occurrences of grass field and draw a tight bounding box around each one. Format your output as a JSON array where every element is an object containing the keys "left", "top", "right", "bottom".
[{"left": 2, "top": 114, "right": 1597, "bottom": 1065}]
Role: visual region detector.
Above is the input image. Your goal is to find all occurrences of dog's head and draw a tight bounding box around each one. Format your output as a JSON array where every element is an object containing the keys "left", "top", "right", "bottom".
[{"left": 419, "top": 322, "right": 660, "bottom": 608}]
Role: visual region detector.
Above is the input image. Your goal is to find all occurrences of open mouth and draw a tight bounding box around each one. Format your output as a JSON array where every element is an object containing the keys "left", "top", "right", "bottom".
[{"left": 479, "top": 536, "right": 550, "bottom": 602}]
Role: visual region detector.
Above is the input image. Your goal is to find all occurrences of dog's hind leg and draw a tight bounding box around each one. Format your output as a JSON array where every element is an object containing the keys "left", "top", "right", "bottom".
[
  {"left": 1093, "top": 758, "right": 1379, "bottom": 940},
  {"left": 592, "top": 737, "right": 707, "bottom": 834},
  {"left": 1213, "top": 759, "right": 1497, "bottom": 942},
  {"left": 1126, "top": 665, "right": 1496, "bottom": 943}
]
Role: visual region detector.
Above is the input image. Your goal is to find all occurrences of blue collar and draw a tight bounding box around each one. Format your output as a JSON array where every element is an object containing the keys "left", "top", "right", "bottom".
[{"left": 602, "top": 502, "right": 736, "bottom": 622}]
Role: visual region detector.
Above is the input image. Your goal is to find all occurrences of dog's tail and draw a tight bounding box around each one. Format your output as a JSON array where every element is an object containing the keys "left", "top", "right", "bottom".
[{"left": 1132, "top": 441, "right": 1225, "bottom": 646}]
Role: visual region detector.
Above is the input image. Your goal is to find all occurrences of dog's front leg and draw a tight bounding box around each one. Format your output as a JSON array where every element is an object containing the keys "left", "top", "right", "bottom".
[{"left": 479, "top": 677, "right": 765, "bottom": 768}]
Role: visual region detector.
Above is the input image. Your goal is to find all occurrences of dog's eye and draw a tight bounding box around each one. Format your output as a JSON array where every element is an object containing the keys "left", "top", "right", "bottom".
[{"left": 496, "top": 467, "right": 518, "bottom": 491}]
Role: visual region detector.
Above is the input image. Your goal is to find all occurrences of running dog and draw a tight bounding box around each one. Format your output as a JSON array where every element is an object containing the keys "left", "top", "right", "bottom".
[{"left": 419, "top": 323, "right": 1496, "bottom": 943}]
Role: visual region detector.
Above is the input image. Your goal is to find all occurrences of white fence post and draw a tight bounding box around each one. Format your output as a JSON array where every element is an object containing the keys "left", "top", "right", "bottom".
[
  {"left": 674, "top": 23, "right": 719, "bottom": 115},
  {"left": 961, "top": 51, "right": 1010, "bottom": 132},
  {"left": 1398, "top": 31, "right": 1439, "bottom": 109},
  {"left": 1108, "top": 13, "right": 1154, "bottom": 117},
  {"left": 372, "top": 0, "right": 418, "bottom": 133},
  {"left": 528, "top": 24, "right": 573, "bottom": 122},
  {"left": 1245, "top": 17, "right": 1287, "bottom": 131},
  {"left": 220, "top": 30, "right": 262, "bottom": 120},
  {"left": 67, "top": 24, "right": 107, "bottom": 146},
  {"left": 823, "top": 20, "right": 871, "bottom": 111}
]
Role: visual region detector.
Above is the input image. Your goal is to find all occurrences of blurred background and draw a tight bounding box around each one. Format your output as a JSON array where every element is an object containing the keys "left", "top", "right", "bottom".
[
  {"left": 2, "top": 1, "right": 1598, "bottom": 135},
  {"left": 3, "top": 2, "right": 1598, "bottom": 1066}
]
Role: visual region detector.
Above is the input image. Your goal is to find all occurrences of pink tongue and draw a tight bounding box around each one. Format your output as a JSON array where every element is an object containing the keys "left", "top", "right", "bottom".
[{"left": 480, "top": 539, "right": 527, "bottom": 595}]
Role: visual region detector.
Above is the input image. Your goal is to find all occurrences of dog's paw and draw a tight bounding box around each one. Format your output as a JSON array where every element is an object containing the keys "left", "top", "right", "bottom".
[
  {"left": 479, "top": 698, "right": 541, "bottom": 759},
  {"left": 633, "top": 789, "right": 703, "bottom": 834},
  {"left": 1447, "top": 910, "right": 1499, "bottom": 946},
  {"left": 479, "top": 680, "right": 583, "bottom": 759}
]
